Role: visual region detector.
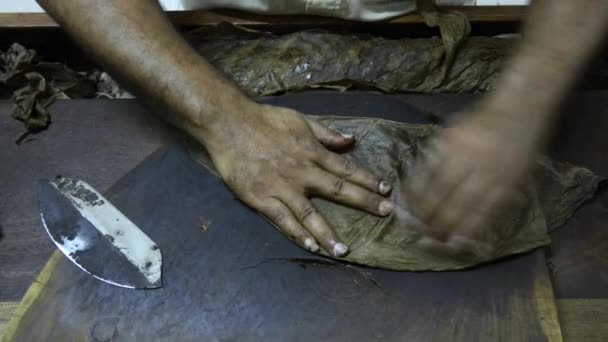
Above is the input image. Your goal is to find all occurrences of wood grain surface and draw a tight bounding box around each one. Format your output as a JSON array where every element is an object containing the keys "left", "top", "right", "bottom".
[
  {"left": 9, "top": 298, "right": 605, "bottom": 340},
  {"left": 0, "top": 93, "right": 460, "bottom": 302},
  {"left": 3, "top": 143, "right": 561, "bottom": 341},
  {"left": 0, "top": 99, "right": 178, "bottom": 302},
  {"left": 1, "top": 91, "right": 606, "bottom": 340},
  {"left": 557, "top": 299, "right": 608, "bottom": 342},
  {"left": 11, "top": 298, "right": 608, "bottom": 340},
  {"left": 544, "top": 92, "right": 608, "bottom": 298},
  {"left": 12, "top": 298, "right": 608, "bottom": 340}
]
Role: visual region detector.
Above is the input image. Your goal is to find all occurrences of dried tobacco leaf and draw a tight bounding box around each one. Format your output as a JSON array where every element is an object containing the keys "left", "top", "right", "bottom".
[
  {"left": 189, "top": 116, "right": 602, "bottom": 270},
  {"left": 189, "top": 26, "right": 511, "bottom": 96},
  {"left": 0, "top": 43, "right": 97, "bottom": 143}
]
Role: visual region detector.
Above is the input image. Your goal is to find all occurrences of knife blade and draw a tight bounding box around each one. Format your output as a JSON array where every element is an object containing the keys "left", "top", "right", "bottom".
[{"left": 38, "top": 176, "right": 162, "bottom": 289}]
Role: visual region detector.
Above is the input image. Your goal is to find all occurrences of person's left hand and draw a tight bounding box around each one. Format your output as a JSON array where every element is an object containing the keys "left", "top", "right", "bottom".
[{"left": 403, "top": 106, "right": 541, "bottom": 253}]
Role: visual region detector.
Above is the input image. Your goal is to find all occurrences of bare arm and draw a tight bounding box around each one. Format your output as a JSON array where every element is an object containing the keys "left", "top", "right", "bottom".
[
  {"left": 406, "top": 0, "right": 608, "bottom": 251},
  {"left": 37, "top": 0, "right": 247, "bottom": 142},
  {"left": 38, "top": 0, "right": 394, "bottom": 257},
  {"left": 486, "top": 0, "right": 608, "bottom": 130}
]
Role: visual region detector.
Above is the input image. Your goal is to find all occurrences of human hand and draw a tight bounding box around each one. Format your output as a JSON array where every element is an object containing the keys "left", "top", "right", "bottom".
[
  {"left": 201, "top": 103, "right": 393, "bottom": 257},
  {"left": 404, "top": 106, "right": 542, "bottom": 253}
]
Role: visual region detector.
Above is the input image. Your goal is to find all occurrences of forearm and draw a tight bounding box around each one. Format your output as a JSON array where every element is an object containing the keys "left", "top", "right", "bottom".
[
  {"left": 484, "top": 0, "right": 608, "bottom": 127},
  {"left": 37, "top": 0, "right": 254, "bottom": 146}
]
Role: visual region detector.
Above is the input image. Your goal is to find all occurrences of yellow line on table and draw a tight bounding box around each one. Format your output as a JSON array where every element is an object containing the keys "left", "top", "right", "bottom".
[
  {"left": 0, "top": 303, "right": 18, "bottom": 338},
  {"left": 557, "top": 299, "right": 608, "bottom": 342}
]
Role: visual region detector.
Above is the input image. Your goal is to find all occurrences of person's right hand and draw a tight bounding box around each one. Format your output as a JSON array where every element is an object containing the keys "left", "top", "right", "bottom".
[
  {"left": 199, "top": 102, "right": 394, "bottom": 257},
  {"left": 403, "top": 104, "right": 539, "bottom": 254}
]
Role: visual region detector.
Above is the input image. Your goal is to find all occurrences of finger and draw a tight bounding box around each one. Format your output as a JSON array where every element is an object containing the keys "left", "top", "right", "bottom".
[
  {"left": 281, "top": 191, "right": 349, "bottom": 257},
  {"left": 318, "top": 152, "right": 391, "bottom": 195},
  {"left": 442, "top": 187, "right": 515, "bottom": 258},
  {"left": 304, "top": 169, "right": 393, "bottom": 216},
  {"left": 425, "top": 173, "right": 489, "bottom": 242},
  {"left": 445, "top": 235, "right": 494, "bottom": 260},
  {"left": 407, "top": 137, "right": 443, "bottom": 194},
  {"left": 437, "top": 182, "right": 528, "bottom": 257},
  {"left": 400, "top": 143, "right": 444, "bottom": 233},
  {"left": 403, "top": 140, "right": 444, "bottom": 211},
  {"left": 257, "top": 198, "right": 320, "bottom": 253},
  {"left": 455, "top": 186, "right": 528, "bottom": 239},
  {"left": 416, "top": 235, "right": 457, "bottom": 257},
  {"left": 306, "top": 118, "right": 354, "bottom": 151},
  {"left": 409, "top": 152, "right": 470, "bottom": 232}
]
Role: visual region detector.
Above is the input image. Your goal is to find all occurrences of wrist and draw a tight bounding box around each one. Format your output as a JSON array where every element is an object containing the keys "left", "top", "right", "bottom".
[
  {"left": 471, "top": 93, "right": 552, "bottom": 151},
  {"left": 478, "top": 96, "right": 545, "bottom": 131},
  {"left": 186, "top": 88, "right": 260, "bottom": 151},
  {"left": 482, "top": 47, "right": 568, "bottom": 130}
]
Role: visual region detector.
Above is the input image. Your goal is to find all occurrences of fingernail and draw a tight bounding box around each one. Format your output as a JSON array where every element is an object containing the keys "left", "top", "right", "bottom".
[
  {"left": 304, "top": 238, "right": 319, "bottom": 253},
  {"left": 341, "top": 132, "right": 354, "bottom": 139},
  {"left": 379, "top": 201, "right": 394, "bottom": 216},
  {"left": 379, "top": 181, "right": 392, "bottom": 195},
  {"left": 333, "top": 242, "right": 348, "bottom": 257}
]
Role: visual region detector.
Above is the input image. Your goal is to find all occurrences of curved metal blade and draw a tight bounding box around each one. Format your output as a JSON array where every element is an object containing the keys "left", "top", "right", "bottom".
[{"left": 38, "top": 177, "right": 162, "bottom": 289}]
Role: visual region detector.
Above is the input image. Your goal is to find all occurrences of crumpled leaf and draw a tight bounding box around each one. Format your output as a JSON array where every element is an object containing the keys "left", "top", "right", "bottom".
[
  {"left": 0, "top": 43, "right": 97, "bottom": 143},
  {"left": 89, "top": 71, "right": 134, "bottom": 99},
  {"left": 35, "top": 62, "right": 97, "bottom": 99},
  {"left": 189, "top": 116, "right": 603, "bottom": 271},
  {"left": 417, "top": 0, "right": 472, "bottom": 86},
  {"left": 0, "top": 43, "right": 37, "bottom": 84},
  {"left": 188, "top": 25, "right": 510, "bottom": 96},
  {"left": 11, "top": 73, "right": 56, "bottom": 143}
]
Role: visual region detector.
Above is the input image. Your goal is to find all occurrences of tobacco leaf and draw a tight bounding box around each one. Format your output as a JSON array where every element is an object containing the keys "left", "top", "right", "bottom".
[
  {"left": 0, "top": 43, "right": 97, "bottom": 143},
  {"left": 189, "top": 116, "right": 602, "bottom": 270},
  {"left": 188, "top": 25, "right": 511, "bottom": 96}
]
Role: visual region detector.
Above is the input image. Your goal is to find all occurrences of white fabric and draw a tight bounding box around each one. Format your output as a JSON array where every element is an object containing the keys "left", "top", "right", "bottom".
[{"left": 180, "top": 0, "right": 472, "bottom": 21}]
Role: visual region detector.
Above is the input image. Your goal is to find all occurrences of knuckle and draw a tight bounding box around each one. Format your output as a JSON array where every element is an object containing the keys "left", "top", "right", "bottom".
[
  {"left": 341, "top": 157, "right": 356, "bottom": 176},
  {"left": 307, "top": 138, "right": 324, "bottom": 149},
  {"left": 371, "top": 194, "right": 384, "bottom": 210},
  {"left": 269, "top": 206, "right": 290, "bottom": 225},
  {"left": 235, "top": 186, "right": 260, "bottom": 204},
  {"left": 296, "top": 204, "right": 316, "bottom": 222},
  {"left": 367, "top": 174, "right": 380, "bottom": 189},
  {"left": 292, "top": 231, "right": 309, "bottom": 243},
  {"left": 291, "top": 156, "right": 306, "bottom": 168},
  {"left": 281, "top": 155, "right": 309, "bottom": 170},
  {"left": 306, "top": 144, "right": 326, "bottom": 160},
  {"left": 331, "top": 177, "right": 346, "bottom": 196},
  {"left": 250, "top": 181, "right": 268, "bottom": 196}
]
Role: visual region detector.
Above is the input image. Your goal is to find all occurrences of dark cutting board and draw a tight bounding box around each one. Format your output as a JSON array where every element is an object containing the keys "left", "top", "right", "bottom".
[{"left": 3, "top": 94, "right": 561, "bottom": 341}]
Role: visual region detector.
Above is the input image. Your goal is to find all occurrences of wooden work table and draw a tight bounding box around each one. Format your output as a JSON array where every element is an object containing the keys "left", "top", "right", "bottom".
[
  {"left": 0, "top": 7, "right": 525, "bottom": 28},
  {"left": 0, "top": 92, "right": 606, "bottom": 340}
]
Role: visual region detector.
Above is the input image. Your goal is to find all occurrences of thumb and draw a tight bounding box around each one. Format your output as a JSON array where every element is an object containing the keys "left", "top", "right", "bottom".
[{"left": 306, "top": 118, "right": 354, "bottom": 151}]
